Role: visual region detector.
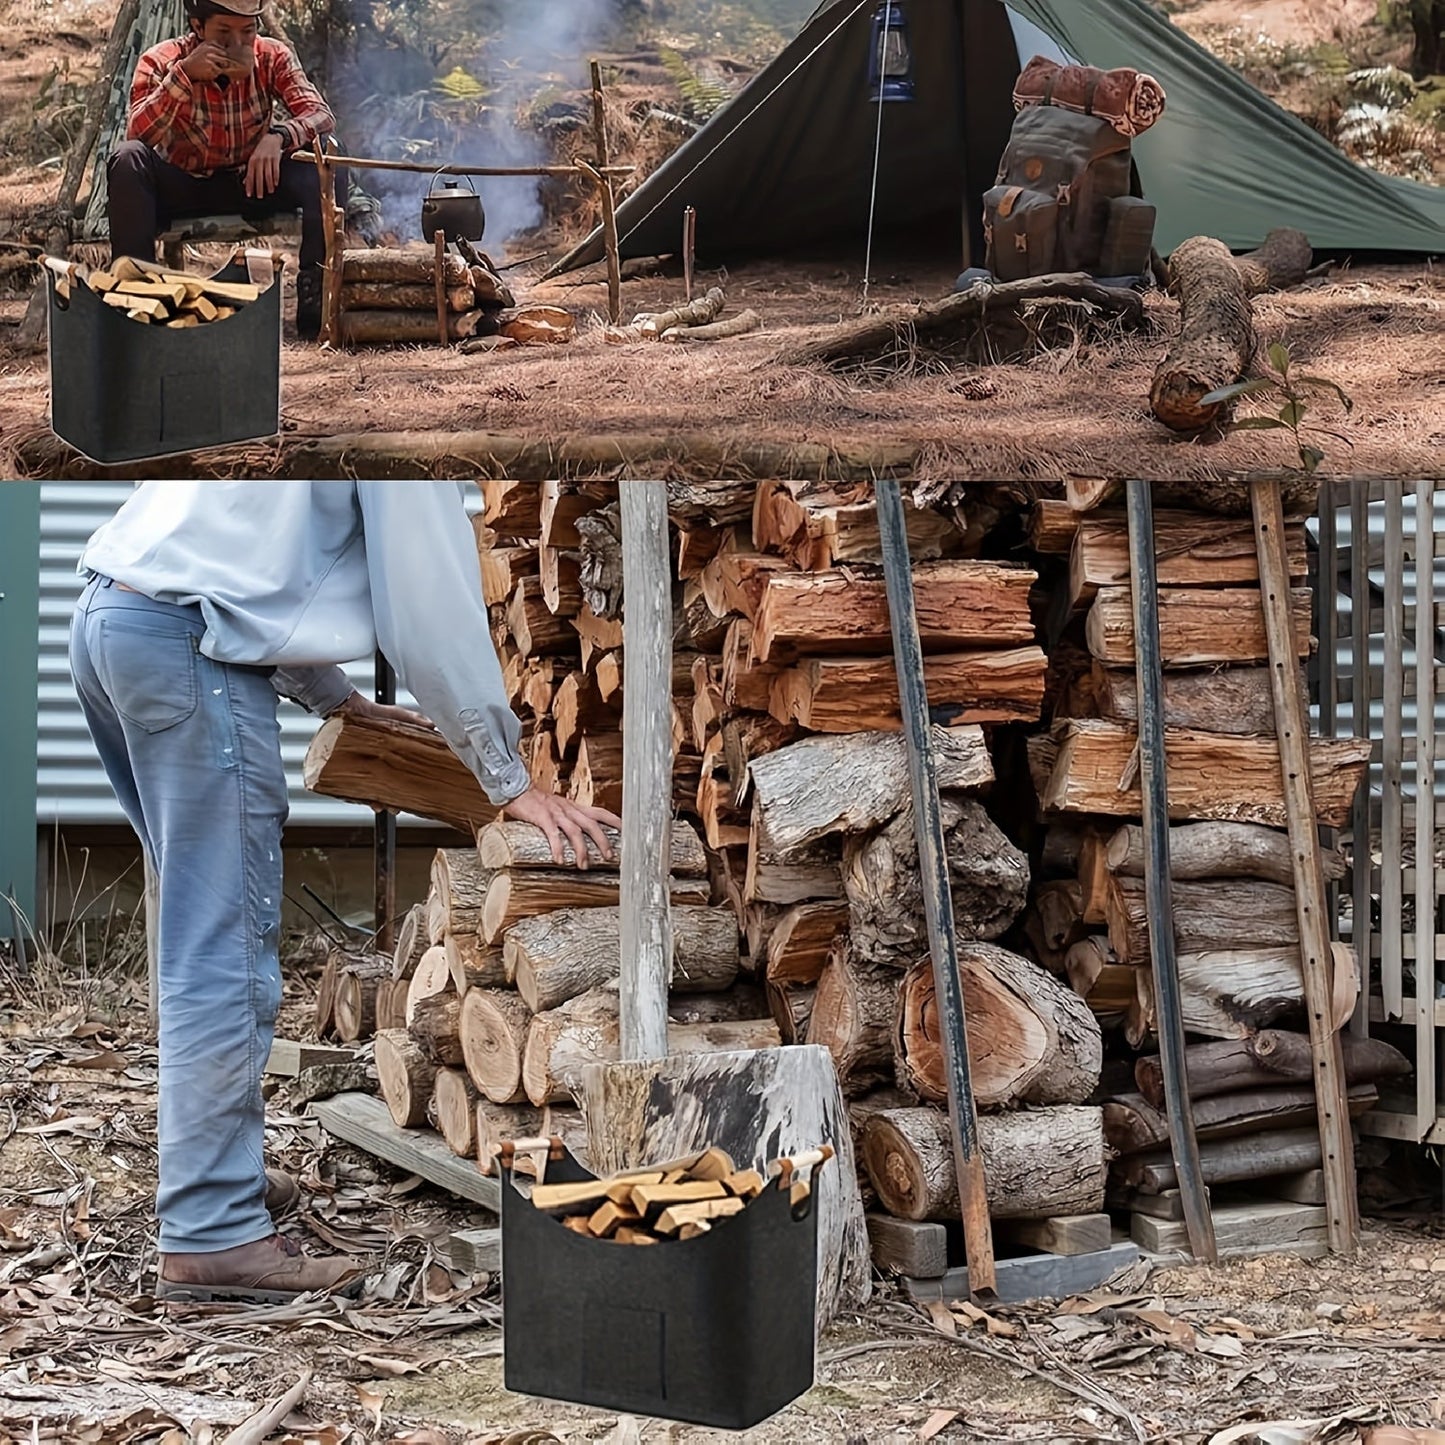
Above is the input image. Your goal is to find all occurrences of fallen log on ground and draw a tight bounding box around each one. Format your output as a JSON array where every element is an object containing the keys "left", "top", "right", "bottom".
[
  {"left": 662, "top": 309, "right": 761, "bottom": 342},
  {"left": 1149, "top": 228, "right": 1312, "bottom": 432},
  {"left": 777, "top": 272, "right": 1145, "bottom": 370}
]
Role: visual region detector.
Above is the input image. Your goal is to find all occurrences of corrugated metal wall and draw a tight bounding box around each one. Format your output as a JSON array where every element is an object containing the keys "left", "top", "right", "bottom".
[{"left": 36, "top": 482, "right": 473, "bottom": 829}]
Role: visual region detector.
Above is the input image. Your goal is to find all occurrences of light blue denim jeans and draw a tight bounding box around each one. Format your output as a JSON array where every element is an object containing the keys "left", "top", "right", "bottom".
[{"left": 70, "top": 575, "right": 287, "bottom": 1254}]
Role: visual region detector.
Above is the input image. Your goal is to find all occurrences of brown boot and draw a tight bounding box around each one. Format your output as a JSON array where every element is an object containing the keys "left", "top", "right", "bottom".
[
  {"left": 264, "top": 1168, "right": 300, "bottom": 1218},
  {"left": 158, "top": 1233, "right": 364, "bottom": 1303}
]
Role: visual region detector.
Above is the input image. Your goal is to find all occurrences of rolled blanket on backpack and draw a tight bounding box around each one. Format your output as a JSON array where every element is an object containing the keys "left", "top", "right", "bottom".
[{"left": 1013, "top": 55, "right": 1167, "bottom": 138}]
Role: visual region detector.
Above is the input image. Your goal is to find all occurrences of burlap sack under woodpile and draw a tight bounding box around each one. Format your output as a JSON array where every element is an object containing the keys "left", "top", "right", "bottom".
[{"left": 1013, "top": 56, "right": 1167, "bottom": 137}]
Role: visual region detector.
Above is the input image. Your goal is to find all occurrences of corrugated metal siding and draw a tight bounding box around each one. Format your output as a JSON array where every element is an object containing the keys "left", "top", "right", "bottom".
[{"left": 37, "top": 482, "right": 479, "bottom": 828}]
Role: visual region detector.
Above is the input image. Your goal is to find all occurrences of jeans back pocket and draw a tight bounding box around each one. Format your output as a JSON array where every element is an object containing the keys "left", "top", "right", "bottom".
[{"left": 95, "top": 617, "right": 200, "bottom": 734}]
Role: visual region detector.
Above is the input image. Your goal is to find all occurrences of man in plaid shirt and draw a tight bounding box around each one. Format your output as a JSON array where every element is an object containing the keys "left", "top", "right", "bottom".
[{"left": 108, "top": 0, "right": 336, "bottom": 338}]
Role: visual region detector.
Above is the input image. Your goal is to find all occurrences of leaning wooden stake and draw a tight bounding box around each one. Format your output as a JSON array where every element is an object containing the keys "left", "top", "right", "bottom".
[
  {"left": 875, "top": 479, "right": 996, "bottom": 1298},
  {"left": 1250, "top": 478, "right": 1360, "bottom": 1253},
  {"left": 590, "top": 61, "right": 623, "bottom": 326},
  {"left": 619, "top": 482, "right": 672, "bottom": 1061},
  {"left": 315, "top": 140, "right": 343, "bottom": 348},
  {"left": 1126, "top": 479, "right": 1217, "bottom": 1263},
  {"left": 434, "top": 230, "right": 449, "bottom": 347}
]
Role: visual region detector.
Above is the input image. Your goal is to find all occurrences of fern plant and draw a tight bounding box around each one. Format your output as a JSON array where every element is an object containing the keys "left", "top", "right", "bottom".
[
  {"left": 1201, "top": 343, "right": 1353, "bottom": 475},
  {"left": 659, "top": 48, "right": 735, "bottom": 121}
]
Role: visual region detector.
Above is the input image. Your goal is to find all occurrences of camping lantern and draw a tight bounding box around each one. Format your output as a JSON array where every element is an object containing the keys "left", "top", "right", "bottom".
[{"left": 869, "top": 2, "right": 915, "bottom": 102}]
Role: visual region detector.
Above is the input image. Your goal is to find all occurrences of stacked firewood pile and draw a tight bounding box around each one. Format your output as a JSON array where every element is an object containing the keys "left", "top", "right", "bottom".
[{"left": 1021, "top": 483, "right": 1398, "bottom": 1231}]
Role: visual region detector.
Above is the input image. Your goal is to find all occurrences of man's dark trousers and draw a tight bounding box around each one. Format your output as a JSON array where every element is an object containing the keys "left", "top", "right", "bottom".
[{"left": 108, "top": 138, "right": 328, "bottom": 267}]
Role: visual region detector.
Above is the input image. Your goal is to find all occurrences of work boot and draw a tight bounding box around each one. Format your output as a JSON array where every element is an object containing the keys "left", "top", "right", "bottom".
[
  {"left": 295, "top": 266, "right": 323, "bottom": 341},
  {"left": 158, "top": 1233, "right": 364, "bottom": 1303},
  {"left": 264, "top": 1168, "right": 300, "bottom": 1218}
]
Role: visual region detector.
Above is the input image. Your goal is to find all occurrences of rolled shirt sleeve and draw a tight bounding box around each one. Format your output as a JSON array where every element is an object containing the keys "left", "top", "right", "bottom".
[
  {"left": 354, "top": 482, "right": 530, "bottom": 805},
  {"left": 270, "top": 664, "right": 355, "bottom": 717}
]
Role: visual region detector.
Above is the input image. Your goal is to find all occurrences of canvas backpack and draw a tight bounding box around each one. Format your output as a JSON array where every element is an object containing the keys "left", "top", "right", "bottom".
[{"left": 983, "top": 103, "right": 1154, "bottom": 281}]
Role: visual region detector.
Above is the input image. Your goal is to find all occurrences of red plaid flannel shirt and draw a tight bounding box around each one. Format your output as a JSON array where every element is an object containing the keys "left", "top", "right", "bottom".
[{"left": 127, "top": 33, "right": 334, "bottom": 175}]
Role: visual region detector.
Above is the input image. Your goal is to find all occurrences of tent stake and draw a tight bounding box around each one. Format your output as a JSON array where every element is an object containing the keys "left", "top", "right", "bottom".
[
  {"left": 876, "top": 479, "right": 996, "bottom": 1297},
  {"left": 1126, "top": 479, "right": 1216, "bottom": 1263}
]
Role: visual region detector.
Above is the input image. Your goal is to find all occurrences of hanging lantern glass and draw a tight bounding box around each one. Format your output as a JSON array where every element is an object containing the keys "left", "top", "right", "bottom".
[{"left": 868, "top": 2, "right": 915, "bottom": 102}]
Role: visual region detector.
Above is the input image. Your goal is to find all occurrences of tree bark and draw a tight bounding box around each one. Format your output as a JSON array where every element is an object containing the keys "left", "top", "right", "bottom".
[
  {"left": 458, "top": 987, "right": 533, "bottom": 1104},
  {"left": 410, "top": 991, "right": 465, "bottom": 1068},
  {"left": 1149, "top": 229, "right": 1312, "bottom": 432},
  {"left": 896, "top": 944, "right": 1102, "bottom": 1108},
  {"left": 341, "top": 281, "right": 477, "bottom": 312},
  {"left": 1092, "top": 662, "right": 1287, "bottom": 736},
  {"left": 476, "top": 817, "right": 707, "bottom": 875},
  {"left": 341, "top": 248, "right": 472, "bottom": 286},
  {"left": 1085, "top": 585, "right": 1312, "bottom": 667},
  {"left": 1043, "top": 719, "right": 1370, "bottom": 829},
  {"left": 1132, "top": 947, "right": 1310, "bottom": 1040},
  {"left": 475, "top": 1099, "right": 544, "bottom": 1176},
  {"left": 340, "top": 309, "right": 482, "bottom": 344},
  {"left": 1113, "top": 1126, "right": 1324, "bottom": 1193},
  {"left": 1064, "top": 476, "right": 1320, "bottom": 520},
  {"left": 444, "top": 932, "right": 507, "bottom": 994},
  {"left": 862, "top": 1105, "right": 1107, "bottom": 1222},
  {"left": 767, "top": 978, "right": 816, "bottom": 1045},
  {"left": 334, "top": 957, "right": 389, "bottom": 1043},
  {"left": 522, "top": 986, "right": 782, "bottom": 1105},
  {"left": 843, "top": 797, "right": 1029, "bottom": 961},
  {"left": 744, "top": 833, "right": 845, "bottom": 906},
  {"left": 751, "top": 481, "right": 962, "bottom": 570},
  {"left": 506, "top": 905, "right": 740, "bottom": 1013},
  {"left": 375, "top": 1028, "right": 438, "bottom": 1129},
  {"left": 809, "top": 945, "right": 901, "bottom": 1095},
  {"left": 1106, "top": 873, "right": 1298, "bottom": 964},
  {"left": 1106, "top": 820, "right": 1346, "bottom": 887},
  {"left": 1064, "top": 938, "right": 1136, "bottom": 1013},
  {"left": 392, "top": 903, "right": 429, "bottom": 981},
  {"left": 1133, "top": 1031, "right": 1411, "bottom": 1109},
  {"left": 432, "top": 1067, "right": 481, "bottom": 1156}
]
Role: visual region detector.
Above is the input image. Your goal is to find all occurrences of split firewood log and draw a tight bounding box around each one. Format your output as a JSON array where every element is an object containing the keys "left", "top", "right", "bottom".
[{"left": 1149, "top": 228, "right": 1312, "bottom": 432}]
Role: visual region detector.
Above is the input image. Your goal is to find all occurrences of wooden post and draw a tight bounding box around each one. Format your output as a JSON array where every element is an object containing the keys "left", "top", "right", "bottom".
[
  {"left": 315, "top": 141, "right": 342, "bottom": 348},
  {"left": 618, "top": 483, "right": 671, "bottom": 1061},
  {"left": 1126, "top": 480, "right": 1217, "bottom": 1263},
  {"left": 590, "top": 60, "right": 624, "bottom": 326},
  {"left": 875, "top": 479, "right": 997, "bottom": 1297},
  {"left": 1250, "top": 478, "right": 1360, "bottom": 1253},
  {"left": 434, "top": 230, "right": 448, "bottom": 347},
  {"left": 1412, "top": 481, "right": 1437, "bottom": 1143},
  {"left": 683, "top": 206, "right": 697, "bottom": 303}
]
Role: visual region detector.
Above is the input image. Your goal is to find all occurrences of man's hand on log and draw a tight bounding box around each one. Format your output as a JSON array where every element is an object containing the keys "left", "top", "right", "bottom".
[
  {"left": 330, "top": 691, "right": 435, "bottom": 729},
  {"left": 245, "top": 133, "right": 283, "bottom": 200},
  {"left": 503, "top": 787, "right": 621, "bottom": 870}
]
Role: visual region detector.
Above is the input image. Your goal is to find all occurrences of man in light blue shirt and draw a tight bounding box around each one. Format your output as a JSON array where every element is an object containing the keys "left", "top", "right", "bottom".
[{"left": 70, "top": 481, "right": 620, "bottom": 1301}]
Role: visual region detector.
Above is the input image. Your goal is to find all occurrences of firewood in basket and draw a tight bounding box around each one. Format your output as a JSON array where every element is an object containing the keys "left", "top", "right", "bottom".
[
  {"left": 530, "top": 1180, "right": 610, "bottom": 1212},
  {"left": 723, "top": 1170, "right": 764, "bottom": 1199},
  {"left": 654, "top": 1197, "right": 746, "bottom": 1234},
  {"left": 629, "top": 1180, "right": 729, "bottom": 1214},
  {"left": 613, "top": 1227, "right": 657, "bottom": 1244},
  {"left": 587, "top": 1199, "right": 642, "bottom": 1237}
]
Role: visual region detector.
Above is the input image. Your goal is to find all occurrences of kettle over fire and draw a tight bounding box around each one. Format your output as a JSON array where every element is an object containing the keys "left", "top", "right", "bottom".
[{"left": 421, "top": 172, "right": 485, "bottom": 242}]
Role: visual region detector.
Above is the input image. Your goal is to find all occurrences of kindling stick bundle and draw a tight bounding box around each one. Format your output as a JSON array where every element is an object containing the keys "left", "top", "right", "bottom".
[{"left": 43, "top": 253, "right": 266, "bottom": 326}]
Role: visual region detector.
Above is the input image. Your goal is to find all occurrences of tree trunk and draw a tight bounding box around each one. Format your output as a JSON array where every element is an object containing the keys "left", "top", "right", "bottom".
[
  {"left": 1114, "top": 1126, "right": 1324, "bottom": 1193},
  {"left": 432, "top": 847, "right": 492, "bottom": 925},
  {"left": 405, "top": 945, "right": 453, "bottom": 1023},
  {"left": 507, "top": 905, "right": 740, "bottom": 1013},
  {"left": 445, "top": 932, "right": 507, "bottom": 993},
  {"left": 1064, "top": 476, "right": 1320, "bottom": 520},
  {"left": 1248, "top": 1028, "right": 1410, "bottom": 1086},
  {"left": 1106, "top": 874, "right": 1298, "bottom": 964},
  {"left": 334, "top": 957, "right": 389, "bottom": 1043},
  {"left": 744, "top": 835, "right": 844, "bottom": 906},
  {"left": 481, "top": 869, "right": 708, "bottom": 943},
  {"left": 1085, "top": 585, "right": 1311, "bottom": 667},
  {"left": 341, "top": 281, "right": 477, "bottom": 312},
  {"left": 458, "top": 987, "right": 533, "bottom": 1104},
  {"left": 410, "top": 991, "right": 465, "bottom": 1067},
  {"left": 843, "top": 797, "right": 1030, "bottom": 961},
  {"left": 1043, "top": 719, "right": 1370, "bottom": 829},
  {"left": 432, "top": 1067, "right": 481, "bottom": 1156},
  {"left": 751, "top": 560, "right": 1037, "bottom": 661},
  {"left": 1149, "top": 229, "right": 1312, "bottom": 432},
  {"left": 1106, "top": 820, "right": 1345, "bottom": 887},
  {"left": 765, "top": 901, "right": 850, "bottom": 985},
  {"left": 392, "top": 903, "right": 429, "bottom": 981},
  {"left": 748, "top": 727, "right": 993, "bottom": 854},
  {"left": 579, "top": 1043, "right": 871, "bottom": 1322},
  {"left": 770, "top": 647, "right": 1046, "bottom": 731},
  {"left": 303, "top": 712, "right": 499, "bottom": 832},
  {"left": 1091, "top": 663, "right": 1283, "bottom": 736},
  {"left": 341, "top": 248, "right": 472, "bottom": 286},
  {"left": 1133, "top": 947, "right": 1311, "bottom": 1040},
  {"left": 862, "top": 1105, "right": 1107, "bottom": 1222},
  {"left": 522, "top": 987, "right": 783, "bottom": 1105},
  {"left": 896, "top": 944, "right": 1102, "bottom": 1108},
  {"left": 809, "top": 945, "right": 900, "bottom": 1095},
  {"left": 374, "top": 1028, "right": 438, "bottom": 1129}
]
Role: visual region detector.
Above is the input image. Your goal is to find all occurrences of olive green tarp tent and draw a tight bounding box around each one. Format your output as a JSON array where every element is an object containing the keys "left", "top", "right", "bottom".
[{"left": 550, "top": 0, "right": 1444, "bottom": 274}]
